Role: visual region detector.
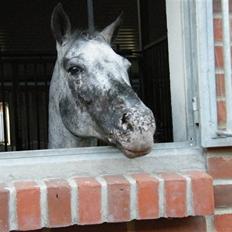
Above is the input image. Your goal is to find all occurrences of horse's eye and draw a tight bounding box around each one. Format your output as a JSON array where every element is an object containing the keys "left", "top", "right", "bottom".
[{"left": 68, "top": 66, "right": 84, "bottom": 75}]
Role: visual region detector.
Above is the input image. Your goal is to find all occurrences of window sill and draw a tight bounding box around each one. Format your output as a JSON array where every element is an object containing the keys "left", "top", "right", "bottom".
[
  {"left": 0, "top": 144, "right": 214, "bottom": 231},
  {"left": 0, "top": 143, "right": 205, "bottom": 182}
]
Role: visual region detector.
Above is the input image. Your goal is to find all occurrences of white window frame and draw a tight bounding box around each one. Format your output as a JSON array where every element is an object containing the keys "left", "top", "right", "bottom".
[
  {"left": 197, "top": 0, "right": 232, "bottom": 147},
  {"left": 166, "top": 0, "right": 197, "bottom": 144},
  {"left": 0, "top": 0, "right": 211, "bottom": 179}
]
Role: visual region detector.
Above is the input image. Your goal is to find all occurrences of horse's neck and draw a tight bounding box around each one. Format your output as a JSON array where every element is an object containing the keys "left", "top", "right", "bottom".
[{"left": 48, "top": 63, "right": 96, "bottom": 149}]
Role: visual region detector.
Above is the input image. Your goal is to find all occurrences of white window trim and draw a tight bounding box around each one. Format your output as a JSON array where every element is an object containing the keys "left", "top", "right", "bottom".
[
  {"left": 197, "top": 0, "right": 232, "bottom": 147},
  {"left": 166, "top": 0, "right": 188, "bottom": 142},
  {"left": 166, "top": 0, "right": 198, "bottom": 145}
]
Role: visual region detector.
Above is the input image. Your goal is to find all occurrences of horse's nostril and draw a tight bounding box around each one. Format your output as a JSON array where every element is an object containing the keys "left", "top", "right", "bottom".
[
  {"left": 127, "top": 122, "right": 133, "bottom": 131},
  {"left": 121, "top": 113, "right": 133, "bottom": 131},
  {"left": 121, "top": 113, "right": 128, "bottom": 124}
]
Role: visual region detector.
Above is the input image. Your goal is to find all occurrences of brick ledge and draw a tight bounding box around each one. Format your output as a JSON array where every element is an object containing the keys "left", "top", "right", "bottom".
[{"left": 0, "top": 171, "right": 214, "bottom": 232}]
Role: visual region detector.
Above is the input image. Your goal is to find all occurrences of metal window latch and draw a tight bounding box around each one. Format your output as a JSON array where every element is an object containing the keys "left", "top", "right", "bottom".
[
  {"left": 192, "top": 97, "right": 199, "bottom": 125},
  {"left": 216, "top": 130, "right": 232, "bottom": 137}
]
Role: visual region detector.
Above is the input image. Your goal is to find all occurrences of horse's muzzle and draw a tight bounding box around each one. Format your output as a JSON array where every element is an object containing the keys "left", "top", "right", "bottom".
[{"left": 115, "top": 107, "right": 156, "bottom": 158}]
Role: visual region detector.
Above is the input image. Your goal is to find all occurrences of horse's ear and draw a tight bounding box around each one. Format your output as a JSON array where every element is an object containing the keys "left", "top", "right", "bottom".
[
  {"left": 100, "top": 12, "right": 123, "bottom": 44},
  {"left": 51, "top": 3, "right": 71, "bottom": 45}
]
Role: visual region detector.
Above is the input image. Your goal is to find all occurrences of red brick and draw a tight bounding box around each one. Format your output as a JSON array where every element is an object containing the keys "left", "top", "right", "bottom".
[
  {"left": 208, "top": 156, "right": 232, "bottom": 179},
  {"left": 213, "top": 0, "right": 221, "bottom": 13},
  {"left": 75, "top": 177, "right": 101, "bottom": 225},
  {"left": 132, "top": 173, "right": 159, "bottom": 219},
  {"left": 46, "top": 179, "right": 71, "bottom": 227},
  {"left": 213, "top": 0, "right": 232, "bottom": 14},
  {"left": 187, "top": 171, "right": 214, "bottom": 215},
  {"left": 134, "top": 216, "right": 206, "bottom": 232},
  {"left": 213, "top": 0, "right": 232, "bottom": 13},
  {"left": 230, "top": 1, "right": 232, "bottom": 13},
  {"left": 215, "top": 214, "right": 232, "bottom": 232},
  {"left": 230, "top": 18, "right": 232, "bottom": 33},
  {"left": 216, "top": 74, "right": 225, "bottom": 97},
  {"left": 214, "top": 0, "right": 232, "bottom": 13},
  {"left": 0, "top": 184, "right": 9, "bottom": 232},
  {"left": 214, "top": 184, "right": 232, "bottom": 208},
  {"left": 217, "top": 100, "right": 227, "bottom": 129},
  {"left": 15, "top": 181, "right": 41, "bottom": 231},
  {"left": 160, "top": 173, "right": 186, "bottom": 217},
  {"left": 214, "top": 18, "right": 222, "bottom": 41},
  {"left": 215, "top": 46, "right": 224, "bottom": 68},
  {"left": 104, "top": 175, "right": 130, "bottom": 222}
]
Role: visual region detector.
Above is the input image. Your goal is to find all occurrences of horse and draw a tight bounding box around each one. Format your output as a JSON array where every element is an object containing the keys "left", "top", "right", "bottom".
[{"left": 48, "top": 3, "right": 156, "bottom": 158}]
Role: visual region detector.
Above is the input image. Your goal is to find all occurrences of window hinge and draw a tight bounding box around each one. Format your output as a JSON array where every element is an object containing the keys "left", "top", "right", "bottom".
[{"left": 192, "top": 97, "right": 199, "bottom": 125}]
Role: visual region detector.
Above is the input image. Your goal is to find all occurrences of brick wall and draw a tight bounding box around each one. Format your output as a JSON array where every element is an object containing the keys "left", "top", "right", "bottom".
[
  {"left": 207, "top": 148, "right": 232, "bottom": 231},
  {"left": 0, "top": 172, "right": 214, "bottom": 232},
  {"left": 213, "top": 0, "right": 229, "bottom": 129}
]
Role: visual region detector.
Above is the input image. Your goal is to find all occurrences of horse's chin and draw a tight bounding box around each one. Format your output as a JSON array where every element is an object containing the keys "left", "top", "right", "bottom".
[
  {"left": 120, "top": 147, "right": 152, "bottom": 159},
  {"left": 109, "top": 138, "right": 153, "bottom": 158}
]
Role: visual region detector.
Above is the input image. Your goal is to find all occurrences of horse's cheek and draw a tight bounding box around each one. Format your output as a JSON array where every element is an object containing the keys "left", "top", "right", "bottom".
[
  {"left": 59, "top": 97, "right": 82, "bottom": 131},
  {"left": 67, "top": 77, "right": 80, "bottom": 92}
]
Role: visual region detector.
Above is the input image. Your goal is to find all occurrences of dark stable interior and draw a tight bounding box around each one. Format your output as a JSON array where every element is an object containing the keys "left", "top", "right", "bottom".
[{"left": 0, "top": 0, "right": 173, "bottom": 151}]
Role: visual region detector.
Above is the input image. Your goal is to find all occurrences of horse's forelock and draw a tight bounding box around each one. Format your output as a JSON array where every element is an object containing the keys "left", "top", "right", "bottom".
[{"left": 69, "top": 30, "right": 104, "bottom": 43}]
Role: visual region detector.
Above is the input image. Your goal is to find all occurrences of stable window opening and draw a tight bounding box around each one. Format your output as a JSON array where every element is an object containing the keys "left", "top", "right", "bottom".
[{"left": 0, "top": 0, "right": 193, "bottom": 152}]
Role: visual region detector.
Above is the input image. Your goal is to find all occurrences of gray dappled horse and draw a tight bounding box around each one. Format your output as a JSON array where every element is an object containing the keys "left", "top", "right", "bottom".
[{"left": 48, "top": 3, "right": 156, "bottom": 158}]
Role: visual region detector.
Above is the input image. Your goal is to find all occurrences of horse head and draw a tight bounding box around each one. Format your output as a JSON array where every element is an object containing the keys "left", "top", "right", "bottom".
[{"left": 49, "top": 3, "right": 156, "bottom": 158}]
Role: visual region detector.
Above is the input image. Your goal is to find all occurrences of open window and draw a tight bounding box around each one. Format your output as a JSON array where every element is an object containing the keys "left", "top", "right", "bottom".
[{"left": 0, "top": 0, "right": 208, "bottom": 153}]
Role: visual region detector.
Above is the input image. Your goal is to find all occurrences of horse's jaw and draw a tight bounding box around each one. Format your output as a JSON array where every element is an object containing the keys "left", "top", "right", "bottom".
[{"left": 119, "top": 146, "right": 152, "bottom": 159}]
